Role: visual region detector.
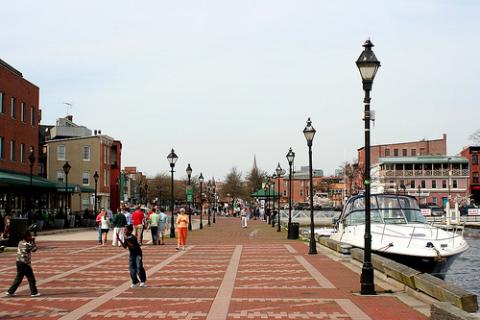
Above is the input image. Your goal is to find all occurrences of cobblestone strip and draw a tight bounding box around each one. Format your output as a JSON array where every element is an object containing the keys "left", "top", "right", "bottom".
[
  {"left": 58, "top": 247, "right": 192, "bottom": 320},
  {"left": 206, "top": 245, "right": 242, "bottom": 320},
  {"left": 294, "top": 255, "right": 335, "bottom": 288},
  {"left": 336, "top": 299, "right": 372, "bottom": 320},
  {"left": 284, "top": 244, "right": 298, "bottom": 253}
]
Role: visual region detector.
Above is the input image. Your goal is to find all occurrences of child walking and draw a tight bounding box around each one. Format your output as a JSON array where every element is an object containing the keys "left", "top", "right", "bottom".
[
  {"left": 117, "top": 225, "right": 147, "bottom": 288},
  {"left": 5, "top": 231, "right": 40, "bottom": 297}
]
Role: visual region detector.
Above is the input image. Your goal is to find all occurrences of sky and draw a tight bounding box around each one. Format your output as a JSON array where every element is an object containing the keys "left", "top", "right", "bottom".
[{"left": 2, "top": 0, "right": 479, "bottom": 181}]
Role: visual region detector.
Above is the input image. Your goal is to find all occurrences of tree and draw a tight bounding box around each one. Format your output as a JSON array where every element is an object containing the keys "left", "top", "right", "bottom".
[
  {"left": 245, "top": 158, "right": 267, "bottom": 195},
  {"left": 221, "top": 167, "right": 247, "bottom": 202}
]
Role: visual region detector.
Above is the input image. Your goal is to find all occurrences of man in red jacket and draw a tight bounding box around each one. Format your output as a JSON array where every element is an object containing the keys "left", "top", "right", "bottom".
[{"left": 131, "top": 206, "right": 145, "bottom": 245}]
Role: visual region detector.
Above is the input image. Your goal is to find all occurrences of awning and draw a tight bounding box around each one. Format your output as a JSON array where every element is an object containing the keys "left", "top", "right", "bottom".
[{"left": 251, "top": 189, "right": 280, "bottom": 198}]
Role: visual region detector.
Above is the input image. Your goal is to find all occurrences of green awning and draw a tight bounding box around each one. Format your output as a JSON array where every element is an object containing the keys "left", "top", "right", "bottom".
[
  {"left": 0, "top": 169, "right": 57, "bottom": 189},
  {"left": 251, "top": 188, "right": 280, "bottom": 198}
]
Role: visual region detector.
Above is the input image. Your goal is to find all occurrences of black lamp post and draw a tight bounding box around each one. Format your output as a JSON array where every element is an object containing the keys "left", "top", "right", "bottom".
[
  {"left": 356, "top": 39, "right": 381, "bottom": 295},
  {"left": 303, "top": 118, "right": 317, "bottom": 255},
  {"left": 186, "top": 163, "right": 193, "bottom": 231},
  {"left": 167, "top": 148, "right": 178, "bottom": 238},
  {"left": 94, "top": 171, "right": 99, "bottom": 215},
  {"left": 28, "top": 148, "right": 35, "bottom": 213},
  {"left": 145, "top": 183, "right": 149, "bottom": 205},
  {"left": 286, "top": 148, "right": 295, "bottom": 239},
  {"left": 116, "top": 177, "right": 120, "bottom": 212},
  {"left": 417, "top": 185, "right": 421, "bottom": 205},
  {"left": 275, "top": 163, "right": 283, "bottom": 232},
  {"left": 212, "top": 177, "right": 217, "bottom": 223},
  {"left": 199, "top": 173, "right": 204, "bottom": 229},
  {"left": 271, "top": 174, "right": 276, "bottom": 227},
  {"left": 63, "top": 161, "right": 71, "bottom": 227},
  {"left": 263, "top": 184, "right": 268, "bottom": 221},
  {"left": 207, "top": 180, "right": 212, "bottom": 226}
]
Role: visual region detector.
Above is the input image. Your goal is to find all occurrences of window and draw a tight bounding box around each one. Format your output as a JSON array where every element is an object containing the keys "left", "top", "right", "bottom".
[
  {"left": 82, "top": 146, "right": 90, "bottom": 161},
  {"left": 442, "top": 180, "right": 447, "bottom": 188},
  {"left": 474, "top": 172, "right": 479, "bottom": 184},
  {"left": 30, "top": 107, "right": 35, "bottom": 126},
  {"left": 385, "top": 149, "right": 390, "bottom": 156},
  {"left": 10, "top": 97, "right": 16, "bottom": 119},
  {"left": 57, "top": 171, "right": 65, "bottom": 182},
  {"left": 420, "top": 147, "right": 426, "bottom": 155},
  {"left": 104, "top": 169, "right": 107, "bottom": 187},
  {"left": 20, "top": 143, "right": 25, "bottom": 163},
  {"left": 0, "top": 136, "right": 4, "bottom": 159},
  {"left": 0, "top": 92, "right": 4, "bottom": 113},
  {"left": 411, "top": 148, "right": 416, "bottom": 156},
  {"left": 394, "top": 149, "right": 399, "bottom": 157},
  {"left": 432, "top": 180, "right": 437, "bottom": 189},
  {"left": 432, "top": 197, "right": 438, "bottom": 205},
  {"left": 9, "top": 140, "right": 15, "bottom": 161},
  {"left": 421, "top": 180, "right": 426, "bottom": 188},
  {"left": 399, "top": 180, "right": 405, "bottom": 188},
  {"left": 402, "top": 149, "right": 407, "bottom": 157},
  {"left": 473, "top": 154, "right": 478, "bottom": 165},
  {"left": 57, "top": 145, "right": 65, "bottom": 160},
  {"left": 410, "top": 180, "right": 415, "bottom": 188},
  {"left": 453, "top": 180, "right": 458, "bottom": 188},
  {"left": 82, "top": 172, "right": 90, "bottom": 185},
  {"left": 21, "top": 103, "right": 26, "bottom": 122}
]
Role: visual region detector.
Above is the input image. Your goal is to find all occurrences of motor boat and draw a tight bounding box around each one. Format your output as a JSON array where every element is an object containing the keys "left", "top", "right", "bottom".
[{"left": 330, "top": 194, "right": 469, "bottom": 277}]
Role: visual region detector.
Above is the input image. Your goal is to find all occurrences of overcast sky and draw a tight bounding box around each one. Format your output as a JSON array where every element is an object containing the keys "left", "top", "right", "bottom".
[{"left": 3, "top": 1, "right": 479, "bottom": 180}]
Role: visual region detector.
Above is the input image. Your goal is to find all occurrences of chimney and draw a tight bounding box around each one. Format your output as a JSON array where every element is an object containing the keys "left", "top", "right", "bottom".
[{"left": 66, "top": 115, "right": 73, "bottom": 122}]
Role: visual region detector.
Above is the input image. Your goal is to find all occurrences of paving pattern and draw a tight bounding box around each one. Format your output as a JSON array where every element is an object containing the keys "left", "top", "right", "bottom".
[{"left": 0, "top": 218, "right": 427, "bottom": 319}]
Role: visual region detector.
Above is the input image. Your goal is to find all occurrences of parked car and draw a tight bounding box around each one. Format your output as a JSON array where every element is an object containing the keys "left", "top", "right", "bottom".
[{"left": 460, "top": 204, "right": 477, "bottom": 216}]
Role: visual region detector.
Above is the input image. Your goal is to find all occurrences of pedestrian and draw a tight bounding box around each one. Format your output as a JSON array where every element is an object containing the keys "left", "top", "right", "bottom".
[
  {"left": 100, "top": 212, "right": 110, "bottom": 245},
  {"left": 176, "top": 208, "right": 189, "bottom": 251},
  {"left": 118, "top": 225, "right": 147, "bottom": 288},
  {"left": 95, "top": 209, "right": 106, "bottom": 245},
  {"left": 124, "top": 207, "right": 132, "bottom": 226},
  {"left": 0, "top": 217, "right": 11, "bottom": 250},
  {"left": 111, "top": 209, "right": 127, "bottom": 247},
  {"left": 240, "top": 207, "right": 248, "bottom": 228},
  {"left": 5, "top": 231, "right": 40, "bottom": 297},
  {"left": 131, "top": 206, "right": 145, "bottom": 245},
  {"left": 158, "top": 208, "right": 168, "bottom": 245},
  {"left": 148, "top": 208, "right": 159, "bottom": 245}
]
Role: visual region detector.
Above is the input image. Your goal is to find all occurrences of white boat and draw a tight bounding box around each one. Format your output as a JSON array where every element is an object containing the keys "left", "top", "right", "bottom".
[{"left": 330, "top": 194, "right": 469, "bottom": 277}]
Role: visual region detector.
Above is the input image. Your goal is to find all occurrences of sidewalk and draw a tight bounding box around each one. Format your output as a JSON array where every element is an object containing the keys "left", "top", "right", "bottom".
[{"left": 0, "top": 217, "right": 428, "bottom": 319}]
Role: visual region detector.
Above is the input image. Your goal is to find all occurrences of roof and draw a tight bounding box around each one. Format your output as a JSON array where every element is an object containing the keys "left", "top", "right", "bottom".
[
  {"left": 378, "top": 156, "right": 468, "bottom": 165},
  {"left": 251, "top": 189, "right": 280, "bottom": 198}
]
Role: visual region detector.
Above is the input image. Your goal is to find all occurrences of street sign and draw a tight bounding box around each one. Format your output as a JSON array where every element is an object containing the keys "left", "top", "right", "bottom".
[
  {"left": 187, "top": 194, "right": 193, "bottom": 202},
  {"left": 186, "top": 186, "right": 193, "bottom": 202}
]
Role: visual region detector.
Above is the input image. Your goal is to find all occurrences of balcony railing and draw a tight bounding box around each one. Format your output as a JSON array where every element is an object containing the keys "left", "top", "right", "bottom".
[{"left": 381, "top": 169, "right": 469, "bottom": 177}]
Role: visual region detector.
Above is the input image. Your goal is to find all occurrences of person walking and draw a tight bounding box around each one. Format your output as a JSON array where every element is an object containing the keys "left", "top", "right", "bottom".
[
  {"left": 158, "top": 208, "right": 168, "bottom": 245},
  {"left": 117, "top": 225, "right": 147, "bottom": 288},
  {"left": 176, "top": 208, "right": 189, "bottom": 251},
  {"left": 148, "top": 208, "right": 159, "bottom": 245},
  {"left": 5, "top": 231, "right": 40, "bottom": 297},
  {"left": 111, "top": 209, "right": 127, "bottom": 247},
  {"left": 100, "top": 212, "right": 110, "bottom": 245},
  {"left": 240, "top": 207, "right": 248, "bottom": 228},
  {"left": 95, "top": 209, "right": 106, "bottom": 245},
  {"left": 131, "top": 206, "right": 145, "bottom": 245},
  {"left": 124, "top": 207, "right": 132, "bottom": 226}
]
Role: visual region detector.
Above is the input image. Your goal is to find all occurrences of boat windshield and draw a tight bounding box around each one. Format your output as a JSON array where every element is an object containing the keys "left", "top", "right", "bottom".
[{"left": 342, "top": 195, "right": 427, "bottom": 226}]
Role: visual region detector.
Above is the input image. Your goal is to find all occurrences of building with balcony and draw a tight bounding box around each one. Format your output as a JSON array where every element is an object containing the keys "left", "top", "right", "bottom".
[
  {"left": 460, "top": 146, "right": 480, "bottom": 204},
  {"left": 372, "top": 155, "right": 469, "bottom": 207}
]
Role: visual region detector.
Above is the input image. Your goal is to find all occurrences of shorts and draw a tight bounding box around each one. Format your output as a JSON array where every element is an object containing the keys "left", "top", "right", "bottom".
[{"left": 101, "top": 229, "right": 109, "bottom": 234}]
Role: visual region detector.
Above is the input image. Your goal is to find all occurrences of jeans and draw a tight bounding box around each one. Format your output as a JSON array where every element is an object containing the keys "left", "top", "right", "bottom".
[
  {"left": 129, "top": 255, "right": 146, "bottom": 284},
  {"left": 151, "top": 226, "right": 158, "bottom": 245},
  {"left": 97, "top": 227, "right": 102, "bottom": 243},
  {"left": 8, "top": 262, "right": 38, "bottom": 295}
]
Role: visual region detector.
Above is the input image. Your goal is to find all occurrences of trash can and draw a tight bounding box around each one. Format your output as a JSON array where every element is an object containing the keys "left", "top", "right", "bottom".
[
  {"left": 8, "top": 218, "right": 28, "bottom": 247},
  {"left": 288, "top": 222, "right": 299, "bottom": 240}
]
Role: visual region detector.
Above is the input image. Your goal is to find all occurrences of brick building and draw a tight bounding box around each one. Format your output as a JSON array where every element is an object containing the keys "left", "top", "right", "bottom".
[
  {"left": 0, "top": 59, "right": 40, "bottom": 175},
  {"left": 460, "top": 146, "right": 480, "bottom": 203}
]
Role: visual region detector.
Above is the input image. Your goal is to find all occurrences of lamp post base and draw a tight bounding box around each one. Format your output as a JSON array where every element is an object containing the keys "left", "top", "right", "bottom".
[
  {"left": 170, "top": 227, "right": 175, "bottom": 238},
  {"left": 360, "top": 263, "right": 376, "bottom": 295},
  {"left": 308, "top": 237, "right": 317, "bottom": 255}
]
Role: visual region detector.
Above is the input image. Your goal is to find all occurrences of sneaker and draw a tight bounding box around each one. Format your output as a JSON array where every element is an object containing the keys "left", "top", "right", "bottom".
[
  {"left": 130, "top": 283, "right": 138, "bottom": 288},
  {"left": 139, "top": 282, "right": 146, "bottom": 288},
  {"left": 175, "top": 247, "right": 180, "bottom": 251},
  {"left": 4, "top": 292, "right": 15, "bottom": 296},
  {"left": 31, "top": 293, "right": 41, "bottom": 297}
]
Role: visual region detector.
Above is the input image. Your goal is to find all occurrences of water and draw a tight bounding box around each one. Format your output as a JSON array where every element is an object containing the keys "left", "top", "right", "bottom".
[{"left": 445, "top": 228, "right": 480, "bottom": 297}]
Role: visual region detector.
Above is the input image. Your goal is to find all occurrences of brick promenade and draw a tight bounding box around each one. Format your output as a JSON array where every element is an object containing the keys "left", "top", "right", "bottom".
[{"left": 0, "top": 217, "right": 427, "bottom": 319}]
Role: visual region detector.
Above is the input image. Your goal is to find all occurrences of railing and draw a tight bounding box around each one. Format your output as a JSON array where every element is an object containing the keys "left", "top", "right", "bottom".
[{"left": 381, "top": 169, "right": 469, "bottom": 178}]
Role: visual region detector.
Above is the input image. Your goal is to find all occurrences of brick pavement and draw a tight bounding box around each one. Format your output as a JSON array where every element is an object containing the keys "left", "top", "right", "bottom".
[{"left": 0, "top": 217, "right": 428, "bottom": 319}]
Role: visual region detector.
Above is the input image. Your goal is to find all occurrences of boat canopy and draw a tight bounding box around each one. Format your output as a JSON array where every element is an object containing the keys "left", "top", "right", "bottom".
[{"left": 341, "top": 194, "right": 427, "bottom": 226}]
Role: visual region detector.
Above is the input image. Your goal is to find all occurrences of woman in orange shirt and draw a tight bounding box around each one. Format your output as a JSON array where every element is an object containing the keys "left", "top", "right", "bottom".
[{"left": 176, "top": 208, "right": 189, "bottom": 251}]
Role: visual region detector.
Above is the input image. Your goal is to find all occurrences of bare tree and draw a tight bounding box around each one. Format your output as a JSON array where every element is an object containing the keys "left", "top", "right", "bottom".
[{"left": 221, "top": 167, "right": 247, "bottom": 202}]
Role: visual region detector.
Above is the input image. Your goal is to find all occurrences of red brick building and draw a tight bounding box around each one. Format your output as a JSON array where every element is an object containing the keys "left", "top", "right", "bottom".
[
  {"left": 358, "top": 134, "right": 447, "bottom": 169},
  {"left": 460, "top": 146, "right": 480, "bottom": 203},
  {"left": 0, "top": 59, "right": 40, "bottom": 175}
]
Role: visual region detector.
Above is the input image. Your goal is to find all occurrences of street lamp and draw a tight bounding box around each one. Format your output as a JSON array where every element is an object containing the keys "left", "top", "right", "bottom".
[
  {"left": 94, "top": 171, "right": 99, "bottom": 215},
  {"left": 263, "top": 184, "right": 268, "bottom": 221},
  {"left": 212, "top": 177, "right": 217, "bottom": 223},
  {"left": 199, "top": 173, "right": 204, "bottom": 229},
  {"left": 186, "top": 163, "right": 193, "bottom": 231},
  {"left": 275, "top": 163, "right": 283, "bottom": 232},
  {"left": 63, "top": 161, "right": 71, "bottom": 227},
  {"left": 167, "top": 148, "right": 178, "bottom": 238},
  {"left": 356, "top": 38, "right": 381, "bottom": 295},
  {"left": 286, "top": 147, "right": 295, "bottom": 239},
  {"left": 271, "top": 173, "right": 276, "bottom": 227},
  {"left": 28, "top": 148, "right": 35, "bottom": 213},
  {"left": 207, "top": 180, "right": 212, "bottom": 226},
  {"left": 303, "top": 118, "right": 317, "bottom": 255}
]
